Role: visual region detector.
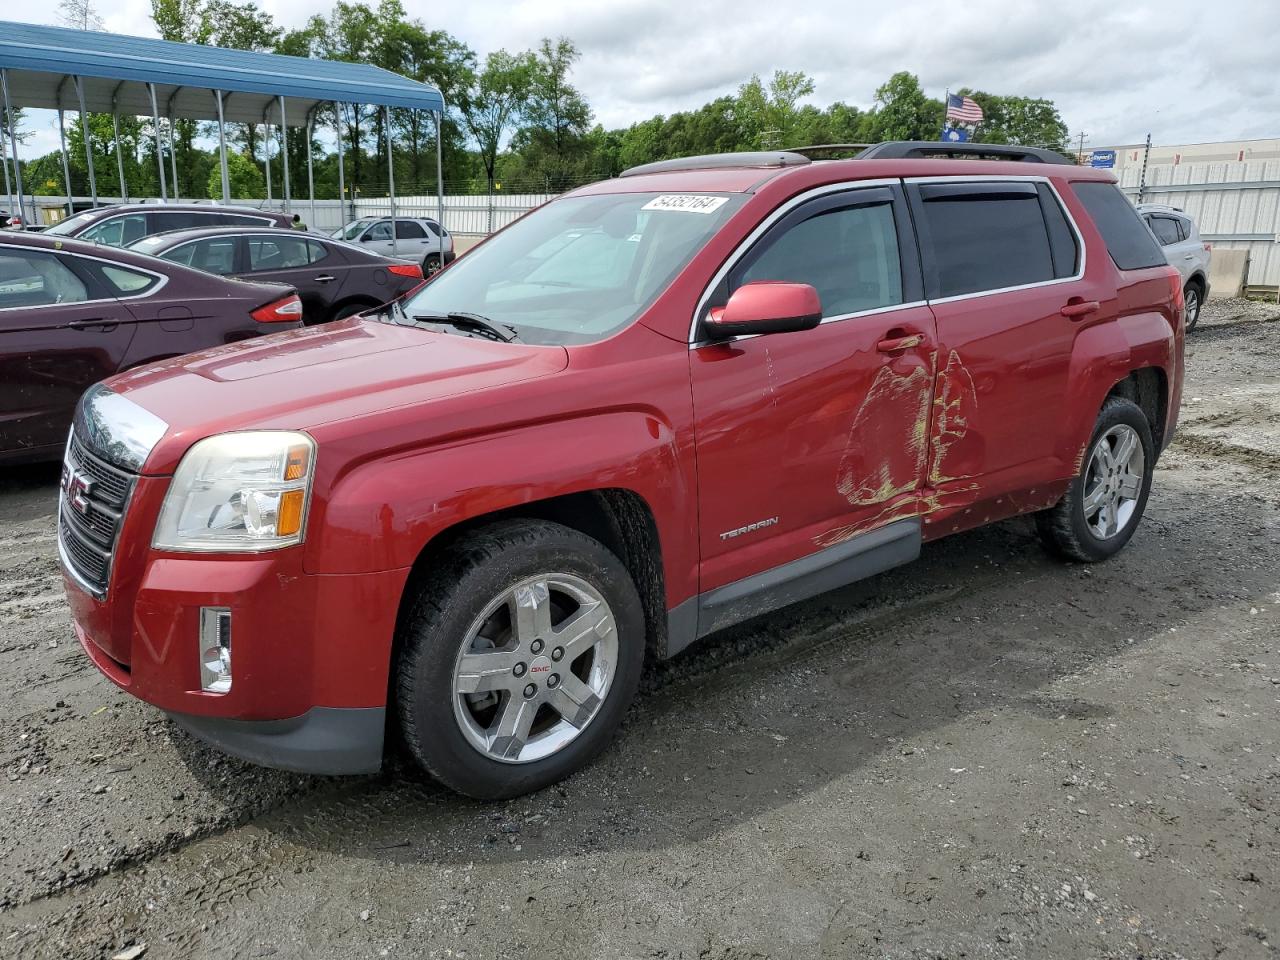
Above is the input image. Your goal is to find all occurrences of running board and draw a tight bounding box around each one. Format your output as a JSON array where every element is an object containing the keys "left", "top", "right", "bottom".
[{"left": 665, "top": 518, "right": 922, "bottom": 658}]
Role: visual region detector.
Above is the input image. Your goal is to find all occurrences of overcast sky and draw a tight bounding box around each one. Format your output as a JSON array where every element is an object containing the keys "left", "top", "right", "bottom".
[{"left": 5, "top": 0, "right": 1278, "bottom": 159}]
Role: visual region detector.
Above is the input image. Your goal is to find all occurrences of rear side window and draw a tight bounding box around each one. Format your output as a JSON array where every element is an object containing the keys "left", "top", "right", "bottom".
[
  {"left": 247, "top": 236, "right": 326, "bottom": 270},
  {"left": 395, "top": 220, "right": 427, "bottom": 239},
  {"left": 0, "top": 250, "right": 88, "bottom": 307},
  {"left": 1148, "top": 216, "right": 1181, "bottom": 246},
  {"left": 99, "top": 265, "right": 160, "bottom": 295},
  {"left": 162, "top": 238, "right": 238, "bottom": 275},
  {"left": 914, "top": 183, "right": 1059, "bottom": 298},
  {"left": 1072, "top": 182, "right": 1165, "bottom": 270}
]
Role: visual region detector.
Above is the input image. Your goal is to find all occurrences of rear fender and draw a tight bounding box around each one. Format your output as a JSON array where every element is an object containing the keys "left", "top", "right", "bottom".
[{"left": 1056, "top": 311, "right": 1174, "bottom": 473}]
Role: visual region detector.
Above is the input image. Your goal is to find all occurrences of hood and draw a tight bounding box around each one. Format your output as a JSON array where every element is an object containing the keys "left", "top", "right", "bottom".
[{"left": 106, "top": 317, "right": 569, "bottom": 473}]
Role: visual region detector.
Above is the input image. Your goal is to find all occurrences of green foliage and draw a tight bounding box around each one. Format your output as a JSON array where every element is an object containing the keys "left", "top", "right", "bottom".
[
  {"left": 207, "top": 150, "right": 266, "bottom": 199},
  {"left": 735, "top": 70, "right": 816, "bottom": 149},
  {"left": 868, "top": 71, "right": 942, "bottom": 142}
]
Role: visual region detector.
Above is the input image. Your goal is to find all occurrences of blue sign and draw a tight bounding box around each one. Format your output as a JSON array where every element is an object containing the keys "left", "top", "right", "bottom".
[
  {"left": 940, "top": 125, "right": 971, "bottom": 143},
  {"left": 1090, "top": 150, "right": 1116, "bottom": 169}
]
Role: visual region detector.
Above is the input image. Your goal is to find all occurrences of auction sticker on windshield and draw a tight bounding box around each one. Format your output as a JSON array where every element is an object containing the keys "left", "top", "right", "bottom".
[{"left": 641, "top": 195, "right": 729, "bottom": 214}]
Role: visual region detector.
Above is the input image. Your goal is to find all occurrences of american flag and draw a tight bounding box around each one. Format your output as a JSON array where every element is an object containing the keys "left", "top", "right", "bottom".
[{"left": 946, "top": 94, "right": 984, "bottom": 125}]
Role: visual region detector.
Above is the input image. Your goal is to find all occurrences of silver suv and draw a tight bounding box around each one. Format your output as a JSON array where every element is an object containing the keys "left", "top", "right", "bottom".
[
  {"left": 1136, "top": 204, "right": 1211, "bottom": 331},
  {"left": 332, "top": 217, "right": 455, "bottom": 273}
]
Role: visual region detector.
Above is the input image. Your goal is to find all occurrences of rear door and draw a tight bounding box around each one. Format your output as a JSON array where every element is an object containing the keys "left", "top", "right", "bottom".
[
  {"left": 394, "top": 219, "right": 434, "bottom": 260},
  {"left": 244, "top": 234, "right": 344, "bottom": 321},
  {"left": 1145, "top": 214, "right": 1193, "bottom": 285},
  {"left": 0, "top": 248, "right": 137, "bottom": 457},
  {"left": 906, "top": 178, "right": 1090, "bottom": 510}
]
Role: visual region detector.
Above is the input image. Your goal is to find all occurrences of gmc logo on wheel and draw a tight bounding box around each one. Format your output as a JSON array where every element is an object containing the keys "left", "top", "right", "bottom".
[
  {"left": 60, "top": 465, "right": 94, "bottom": 516},
  {"left": 530, "top": 664, "right": 551, "bottom": 673}
]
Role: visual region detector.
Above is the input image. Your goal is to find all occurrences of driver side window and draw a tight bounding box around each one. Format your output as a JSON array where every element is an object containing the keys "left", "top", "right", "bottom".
[
  {"left": 732, "top": 200, "right": 904, "bottom": 318},
  {"left": 365, "top": 221, "right": 393, "bottom": 242}
]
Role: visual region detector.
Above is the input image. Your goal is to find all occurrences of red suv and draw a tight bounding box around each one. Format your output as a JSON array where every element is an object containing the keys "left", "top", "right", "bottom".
[{"left": 60, "top": 142, "right": 1184, "bottom": 799}]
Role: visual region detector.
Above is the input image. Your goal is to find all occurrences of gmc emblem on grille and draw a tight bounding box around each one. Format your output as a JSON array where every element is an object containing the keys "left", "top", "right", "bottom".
[{"left": 60, "top": 464, "right": 95, "bottom": 515}]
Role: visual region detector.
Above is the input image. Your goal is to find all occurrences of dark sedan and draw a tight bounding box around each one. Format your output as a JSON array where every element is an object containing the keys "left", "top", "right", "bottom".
[
  {"left": 45, "top": 203, "right": 294, "bottom": 247},
  {"left": 0, "top": 231, "right": 302, "bottom": 464},
  {"left": 129, "top": 228, "right": 425, "bottom": 325}
]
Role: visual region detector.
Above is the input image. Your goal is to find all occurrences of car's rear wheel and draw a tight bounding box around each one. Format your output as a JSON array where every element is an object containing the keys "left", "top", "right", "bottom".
[
  {"left": 1036, "top": 396, "right": 1154, "bottom": 562},
  {"left": 1184, "top": 281, "right": 1203, "bottom": 332},
  {"left": 394, "top": 519, "right": 645, "bottom": 799},
  {"left": 424, "top": 253, "right": 442, "bottom": 275}
]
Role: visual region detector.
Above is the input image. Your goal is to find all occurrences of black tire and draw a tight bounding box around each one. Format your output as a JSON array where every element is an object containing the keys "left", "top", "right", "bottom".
[
  {"left": 423, "top": 253, "right": 442, "bottom": 275},
  {"left": 328, "top": 301, "right": 373, "bottom": 324},
  {"left": 1183, "top": 280, "right": 1204, "bottom": 332},
  {"left": 394, "top": 519, "right": 645, "bottom": 800},
  {"left": 1036, "top": 396, "right": 1155, "bottom": 563}
]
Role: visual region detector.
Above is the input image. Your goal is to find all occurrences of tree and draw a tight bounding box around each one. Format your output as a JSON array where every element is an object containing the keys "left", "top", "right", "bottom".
[
  {"left": 59, "top": 0, "right": 104, "bottom": 30},
  {"left": 460, "top": 49, "right": 535, "bottom": 192},
  {"left": 867, "top": 71, "right": 942, "bottom": 142},
  {"left": 960, "top": 90, "right": 1069, "bottom": 154},
  {"left": 207, "top": 150, "right": 265, "bottom": 198},
  {"left": 516, "top": 37, "right": 592, "bottom": 188},
  {"left": 735, "top": 70, "right": 815, "bottom": 149}
]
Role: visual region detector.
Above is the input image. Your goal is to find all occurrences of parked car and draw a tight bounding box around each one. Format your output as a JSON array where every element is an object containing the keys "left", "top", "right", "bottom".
[
  {"left": 61, "top": 142, "right": 1184, "bottom": 800},
  {"left": 129, "top": 228, "right": 424, "bottom": 325},
  {"left": 1136, "top": 203, "right": 1211, "bottom": 331},
  {"left": 331, "top": 216, "right": 455, "bottom": 273},
  {"left": 0, "top": 231, "right": 302, "bottom": 464},
  {"left": 45, "top": 203, "right": 293, "bottom": 248}
]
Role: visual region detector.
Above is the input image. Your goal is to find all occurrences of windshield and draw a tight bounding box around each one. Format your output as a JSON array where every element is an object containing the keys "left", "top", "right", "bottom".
[
  {"left": 399, "top": 192, "right": 743, "bottom": 345},
  {"left": 334, "top": 219, "right": 375, "bottom": 240},
  {"left": 45, "top": 210, "right": 102, "bottom": 236}
]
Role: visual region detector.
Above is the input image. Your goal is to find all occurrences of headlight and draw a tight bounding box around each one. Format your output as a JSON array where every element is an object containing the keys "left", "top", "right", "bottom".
[{"left": 153, "top": 432, "right": 316, "bottom": 552}]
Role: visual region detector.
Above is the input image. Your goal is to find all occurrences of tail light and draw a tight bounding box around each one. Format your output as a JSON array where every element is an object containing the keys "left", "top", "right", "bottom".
[
  {"left": 251, "top": 294, "right": 304, "bottom": 323},
  {"left": 1203, "top": 242, "right": 1212, "bottom": 253},
  {"left": 388, "top": 263, "right": 423, "bottom": 279}
]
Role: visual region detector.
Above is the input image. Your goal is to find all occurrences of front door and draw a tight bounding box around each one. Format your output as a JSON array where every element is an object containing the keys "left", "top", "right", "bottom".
[
  {"left": 0, "top": 248, "right": 136, "bottom": 458},
  {"left": 690, "top": 184, "right": 936, "bottom": 594}
]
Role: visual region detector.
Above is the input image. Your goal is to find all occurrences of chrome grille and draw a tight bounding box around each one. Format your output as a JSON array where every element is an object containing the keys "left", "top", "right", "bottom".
[{"left": 58, "top": 433, "right": 137, "bottom": 598}]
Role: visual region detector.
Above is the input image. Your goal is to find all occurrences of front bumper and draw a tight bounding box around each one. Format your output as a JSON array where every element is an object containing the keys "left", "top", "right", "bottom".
[
  {"left": 169, "top": 706, "right": 385, "bottom": 775},
  {"left": 63, "top": 473, "right": 409, "bottom": 773}
]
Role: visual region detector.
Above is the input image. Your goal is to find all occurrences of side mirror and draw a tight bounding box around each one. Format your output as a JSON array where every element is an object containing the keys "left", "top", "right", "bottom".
[{"left": 705, "top": 281, "right": 822, "bottom": 339}]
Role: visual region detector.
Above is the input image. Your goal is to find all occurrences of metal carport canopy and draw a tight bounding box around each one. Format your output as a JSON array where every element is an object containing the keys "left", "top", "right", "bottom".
[{"left": 0, "top": 20, "right": 444, "bottom": 123}]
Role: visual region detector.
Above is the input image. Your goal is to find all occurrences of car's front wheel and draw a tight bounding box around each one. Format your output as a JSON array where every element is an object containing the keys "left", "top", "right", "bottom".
[
  {"left": 394, "top": 520, "right": 645, "bottom": 799},
  {"left": 1036, "top": 396, "right": 1155, "bottom": 562}
]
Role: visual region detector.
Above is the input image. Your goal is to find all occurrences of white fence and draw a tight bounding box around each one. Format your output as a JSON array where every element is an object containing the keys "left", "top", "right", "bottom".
[
  {"left": 22, "top": 192, "right": 558, "bottom": 238},
  {"left": 1116, "top": 160, "right": 1280, "bottom": 289}
]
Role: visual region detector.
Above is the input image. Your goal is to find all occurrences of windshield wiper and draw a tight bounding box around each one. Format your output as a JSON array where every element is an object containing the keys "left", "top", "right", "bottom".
[{"left": 408, "top": 311, "right": 520, "bottom": 343}]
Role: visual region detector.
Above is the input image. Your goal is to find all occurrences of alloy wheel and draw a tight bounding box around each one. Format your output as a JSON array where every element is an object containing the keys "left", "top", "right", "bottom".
[
  {"left": 1082, "top": 423, "right": 1145, "bottom": 539},
  {"left": 451, "top": 573, "right": 618, "bottom": 764}
]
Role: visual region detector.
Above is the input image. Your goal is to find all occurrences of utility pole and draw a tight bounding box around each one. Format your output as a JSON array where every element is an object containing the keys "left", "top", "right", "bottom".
[
  {"left": 1077, "top": 131, "right": 1086, "bottom": 164},
  {"left": 1137, "top": 132, "right": 1151, "bottom": 205}
]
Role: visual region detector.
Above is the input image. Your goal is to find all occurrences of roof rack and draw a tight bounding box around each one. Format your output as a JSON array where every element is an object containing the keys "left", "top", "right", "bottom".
[
  {"left": 856, "top": 141, "right": 1074, "bottom": 165},
  {"left": 786, "top": 143, "right": 872, "bottom": 158},
  {"left": 619, "top": 151, "right": 811, "bottom": 178}
]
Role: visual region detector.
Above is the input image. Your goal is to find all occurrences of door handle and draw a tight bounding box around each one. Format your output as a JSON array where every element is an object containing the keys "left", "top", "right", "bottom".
[
  {"left": 876, "top": 333, "right": 923, "bottom": 353},
  {"left": 68, "top": 317, "right": 118, "bottom": 330},
  {"left": 1183, "top": 254, "right": 1195, "bottom": 260},
  {"left": 312, "top": 275, "right": 336, "bottom": 283},
  {"left": 1060, "top": 299, "right": 1100, "bottom": 320}
]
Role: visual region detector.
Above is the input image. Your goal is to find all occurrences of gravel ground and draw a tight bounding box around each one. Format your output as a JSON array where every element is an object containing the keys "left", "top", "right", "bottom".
[{"left": 1, "top": 299, "right": 1278, "bottom": 959}]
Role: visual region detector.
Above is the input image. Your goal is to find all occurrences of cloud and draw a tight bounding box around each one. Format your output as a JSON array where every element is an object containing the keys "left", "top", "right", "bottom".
[{"left": 3, "top": 0, "right": 1276, "bottom": 160}]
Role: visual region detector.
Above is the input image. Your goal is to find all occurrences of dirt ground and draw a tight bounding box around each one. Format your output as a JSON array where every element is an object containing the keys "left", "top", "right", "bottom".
[{"left": 2, "top": 298, "right": 1278, "bottom": 960}]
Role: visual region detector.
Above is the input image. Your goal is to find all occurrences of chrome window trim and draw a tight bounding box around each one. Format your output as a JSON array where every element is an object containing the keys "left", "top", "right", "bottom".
[
  {"left": 0, "top": 247, "right": 169, "bottom": 314},
  {"left": 904, "top": 174, "right": 1087, "bottom": 305},
  {"left": 688, "top": 177, "right": 902, "bottom": 345}
]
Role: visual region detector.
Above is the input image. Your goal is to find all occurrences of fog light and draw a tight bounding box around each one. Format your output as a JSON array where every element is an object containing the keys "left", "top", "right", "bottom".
[{"left": 199, "top": 607, "right": 232, "bottom": 693}]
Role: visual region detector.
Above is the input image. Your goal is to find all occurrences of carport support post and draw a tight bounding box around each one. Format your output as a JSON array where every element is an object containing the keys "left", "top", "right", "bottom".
[
  {"left": 278, "top": 96, "right": 290, "bottom": 214},
  {"left": 214, "top": 91, "right": 230, "bottom": 203},
  {"left": 384, "top": 105, "right": 397, "bottom": 257},
  {"left": 435, "top": 108, "right": 444, "bottom": 236},
  {"left": 166, "top": 116, "right": 179, "bottom": 202},
  {"left": 1, "top": 70, "right": 25, "bottom": 226},
  {"left": 147, "top": 83, "right": 167, "bottom": 202},
  {"left": 334, "top": 103, "right": 347, "bottom": 234},
  {"left": 112, "top": 111, "right": 127, "bottom": 202},
  {"left": 57, "top": 108, "right": 74, "bottom": 216},
  {"left": 263, "top": 113, "right": 272, "bottom": 205},
  {"left": 305, "top": 110, "right": 316, "bottom": 231},
  {"left": 2, "top": 134, "right": 12, "bottom": 216},
  {"left": 73, "top": 77, "right": 98, "bottom": 208}
]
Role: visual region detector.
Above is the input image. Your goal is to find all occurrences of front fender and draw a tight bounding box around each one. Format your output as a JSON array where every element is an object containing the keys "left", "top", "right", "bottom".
[{"left": 302, "top": 410, "right": 694, "bottom": 596}]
